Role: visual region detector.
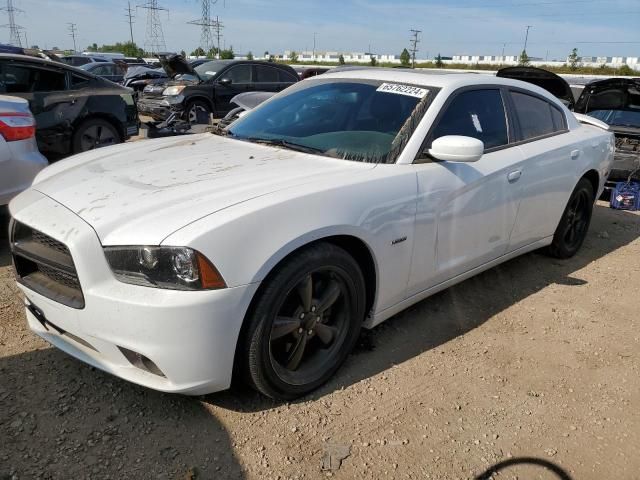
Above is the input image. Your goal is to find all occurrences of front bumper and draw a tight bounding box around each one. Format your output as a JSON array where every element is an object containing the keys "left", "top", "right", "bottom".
[
  {"left": 137, "top": 95, "right": 184, "bottom": 122},
  {"left": 9, "top": 189, "right": 259, "bottom": 395}
]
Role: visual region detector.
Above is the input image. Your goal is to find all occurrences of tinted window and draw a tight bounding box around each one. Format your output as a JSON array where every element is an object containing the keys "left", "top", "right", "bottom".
[
  {"left": 91, "top": 65, "right": 111, "bottom": 75},
  {"left": 68, "top": 57, "right": 90, "bottom": 66},
  {"left": 255, "top": 65, "right": 279, "bottom": 83},
  {"left": 511, "top": 91, "right": 564, "bottom": 140},
  {"left": 224, "top": 65, "right": 251, "bottom": 83},
  {"left": 432, "top": 89, "right": 508, "bottom": 149},
  {"left": 279, "top": 69, "right": 298, "bottom": 83},
  {"left": 70, "top": 73, "right": 90, "bottom": 88},
  {"left": 0, "top": 64, "right": 66, "bottom": 93},
  {"left": 229, "top": 80, "right": 426, "bottom": 163}
]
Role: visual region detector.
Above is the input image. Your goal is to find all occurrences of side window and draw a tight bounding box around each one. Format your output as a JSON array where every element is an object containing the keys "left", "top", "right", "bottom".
[
  {"left": 0, "top": 64, "right": 65, "bottom": 93},
  {"left": 431, "top": 89, "right": 508, "bottom": 150},
  {"left": 255, "top": 65, "right": 279, "bottom": 83},
  {"left": 223, "top": 65, "right": 251, "bottom": 84},
  {"left": 92, "top": 65, "right": 109, "bottom": 76},
  {"left": 279, "top": 70, "right": 298, "bottom": 83},
  {"left": 70, "top": 73, "right": 90, "bottom": 89},
  {"left": 511, "top": 91, "right": 565, "bottom": 140}
]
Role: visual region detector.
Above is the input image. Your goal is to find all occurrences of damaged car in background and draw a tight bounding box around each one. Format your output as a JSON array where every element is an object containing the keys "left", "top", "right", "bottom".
[
  {"left": 0, "top": 53, "right": 138, "bottom": 158},
  {"left": 498, "top": 67, "right": 640, "bottom": 189},
  {"left": 137, "top": 54, "right": 298, "bottom": 123},
  {"left": 8, "top": 71, "right": 613, "bottom": 400}
]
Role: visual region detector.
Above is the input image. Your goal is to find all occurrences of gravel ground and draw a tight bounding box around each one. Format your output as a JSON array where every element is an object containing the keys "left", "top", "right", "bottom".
[{"left": 1, "top": 202, "right": 639, "bottom": 480}]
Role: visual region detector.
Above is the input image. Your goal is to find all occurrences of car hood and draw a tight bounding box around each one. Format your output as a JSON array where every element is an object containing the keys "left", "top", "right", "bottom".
[
  {"left": 574, "top": 77, "right": 640, "bottom": 115},
  {"left": 497, "top": 66, "right": 575, "bottom": 107},
  {"left": 158, "top": 54, "right": 197, "bottom": 79},
  {"left": 31, "top": 134, "right": 375, "bottom": 245},
  {"left": 230, "top": 91, "right": 276, "bottom": 111}
]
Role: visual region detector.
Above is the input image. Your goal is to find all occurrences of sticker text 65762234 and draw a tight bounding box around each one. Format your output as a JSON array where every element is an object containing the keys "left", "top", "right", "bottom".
[{"left": 376, "top": 83, "right": 429, "bottom": 99}]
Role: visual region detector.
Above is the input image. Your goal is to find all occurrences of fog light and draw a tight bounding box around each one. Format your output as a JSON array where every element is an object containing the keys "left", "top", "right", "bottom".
[{"left": 119, "top": 346, "right": 166, "bottom": 377}]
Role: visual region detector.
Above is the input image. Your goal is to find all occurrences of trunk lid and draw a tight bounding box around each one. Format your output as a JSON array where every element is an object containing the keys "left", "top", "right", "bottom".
[{"left": 497, "top": 66, "right": 575, "bottom": 107}]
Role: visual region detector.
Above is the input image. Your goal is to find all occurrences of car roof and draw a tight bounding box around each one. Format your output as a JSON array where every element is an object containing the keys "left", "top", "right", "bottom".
[
  {"left": 318, "top": 68, "right": 565, "bottom": 103},
  {"left": 0, "top": 52, "right": 67, "bottom": 67}
]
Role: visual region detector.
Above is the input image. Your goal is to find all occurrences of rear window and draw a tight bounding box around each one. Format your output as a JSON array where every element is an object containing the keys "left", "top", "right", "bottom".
[{"left": 511, "top": 91, "right": 566, "bottom": 140}]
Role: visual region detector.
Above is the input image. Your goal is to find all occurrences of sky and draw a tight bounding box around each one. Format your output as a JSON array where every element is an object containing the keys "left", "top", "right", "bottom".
[{"left": 7, "top": 0, "right": 640, "bottom": 61}]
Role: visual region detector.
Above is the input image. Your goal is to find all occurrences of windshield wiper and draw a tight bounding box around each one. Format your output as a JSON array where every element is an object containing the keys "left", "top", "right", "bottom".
[{"left": 240, "top": 137, "right": 325, "bottom": 155}]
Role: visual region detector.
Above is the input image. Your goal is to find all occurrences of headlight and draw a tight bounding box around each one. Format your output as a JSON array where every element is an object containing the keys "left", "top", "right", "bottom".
[
  {"left": 162, "top": 85, "right": 186, "bottom": 96},
  {"left": 104, "top": 246, "right": 226, "bottom": 290}
]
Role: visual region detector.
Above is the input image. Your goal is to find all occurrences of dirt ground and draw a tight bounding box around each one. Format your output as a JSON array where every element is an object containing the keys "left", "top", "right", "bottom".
[{"left": 1, "top": 202, "right": 639, "bottom": 480}]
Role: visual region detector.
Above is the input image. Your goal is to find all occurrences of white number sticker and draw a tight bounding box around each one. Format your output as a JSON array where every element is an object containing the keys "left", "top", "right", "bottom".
[{"left": 376, "top": 83, "right": 429, "bottom": 98}]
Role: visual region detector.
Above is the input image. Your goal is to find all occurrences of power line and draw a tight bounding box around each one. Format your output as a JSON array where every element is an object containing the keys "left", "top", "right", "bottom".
[
  {"left": 1, "top": 0, "right": 24, "bottom": 47},
  {"left": 125, "top": 1, "right": 135, "bottom": 45},
  {"left": 67, "top": 22, "right": 77, "bottom": 52},
  {"left": 138, "top": 0, "right": 167, "bottom": 55},
  {"left": 409, "top": 29, "right": 421, "bottom": 68}
]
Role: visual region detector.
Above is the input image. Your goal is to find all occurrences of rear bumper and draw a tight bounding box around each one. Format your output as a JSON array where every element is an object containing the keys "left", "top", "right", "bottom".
[
  {"left": 0, "top": 139, "right": 48, "bottom": 205},
  {"left": 9, "top": 189, "right": 259, "bottom": 395}
]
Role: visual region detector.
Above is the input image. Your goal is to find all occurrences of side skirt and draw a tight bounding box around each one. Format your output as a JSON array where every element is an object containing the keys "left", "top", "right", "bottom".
[{"left": 364, "top": 236, "right": 553, "bottom": 329}]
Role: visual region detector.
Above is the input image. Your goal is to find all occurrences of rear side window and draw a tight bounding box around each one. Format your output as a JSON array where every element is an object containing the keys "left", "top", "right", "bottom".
[
  {"left": 70, "top": 73, "right": 90, "bottom": 88},
  {"left": 279, "top": 69, "right": 298, "bottom": 83},
  {"left": 0, "top": 64, "right": 66, "bottom": 93},
  {"left": 255, "top": 65, "right": 279, "bottom": 83},
  {"left": 511, "top": 91, "right": 566, "bottom": 140},
  {"left": 431, "top": 89, "right": 508, "bottom": 150}
]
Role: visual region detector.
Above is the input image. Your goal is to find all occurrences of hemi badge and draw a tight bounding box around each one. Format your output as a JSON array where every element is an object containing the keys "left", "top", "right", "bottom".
[{"left": 391, "top": 236, "right": 407, "bottom": 245}]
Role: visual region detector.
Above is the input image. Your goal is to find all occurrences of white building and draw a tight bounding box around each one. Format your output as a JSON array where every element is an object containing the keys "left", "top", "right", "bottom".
[{"left": 283, "top": 50, "right": 405, "bottom": 64}]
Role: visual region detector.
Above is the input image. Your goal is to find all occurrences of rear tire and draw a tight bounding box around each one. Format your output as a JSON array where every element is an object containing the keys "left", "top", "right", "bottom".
[
  {"left": 241, "top": 243, "right": 366, "bottom": 400},
  {"left": 72, "top": 118, "right": 122, "bottom": 153},
  {"left": 547, "top": 178, "right": 594, "bottom": 259}
]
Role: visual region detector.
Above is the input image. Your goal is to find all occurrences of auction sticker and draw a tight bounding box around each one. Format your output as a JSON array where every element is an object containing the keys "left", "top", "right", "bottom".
[{"left": 377, "top": 83, "right": 429, "bottom": 98}]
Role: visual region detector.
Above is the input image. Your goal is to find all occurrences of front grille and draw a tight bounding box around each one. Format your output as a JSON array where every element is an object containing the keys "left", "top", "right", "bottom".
[{"left": 10, "top": 220, "right": 85, "bottom": 309}]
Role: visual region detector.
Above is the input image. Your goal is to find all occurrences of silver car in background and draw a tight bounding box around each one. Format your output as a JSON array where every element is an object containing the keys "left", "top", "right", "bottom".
[{"left": 0, "top": 95, "right": 48, "bottom": 206}]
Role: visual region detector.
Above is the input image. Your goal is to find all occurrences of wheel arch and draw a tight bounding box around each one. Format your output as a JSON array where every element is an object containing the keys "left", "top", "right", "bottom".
[
  {"left": 72, "top": 113, "right": 125, "bottom": 145},
  {"left": 231, "top": 232, "right": 379, "bottom": 385},
  {"left": 184, "top": 94, "right": 216, "bottom": 113},
  {"left": 581, "top": 169, "right": 600, "bottom": 198}
]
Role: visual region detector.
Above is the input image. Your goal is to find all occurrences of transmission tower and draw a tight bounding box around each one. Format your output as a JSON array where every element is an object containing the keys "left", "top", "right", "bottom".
[
  {"left": 188, "top": 0, "right": 223, "bottom": 55},
  {"left": 1, "top": 0, "right": 24, "bottom": 47},
  {"left": 139, "top": 0, "right": 167, "bottom": 55},
  {"left": 409, "top": 29, "right": 421, "bottom": 68}
]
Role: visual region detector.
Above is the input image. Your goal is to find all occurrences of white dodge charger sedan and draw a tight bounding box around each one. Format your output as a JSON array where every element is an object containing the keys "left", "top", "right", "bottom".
[{"left": 9, "top": 70, "right": 613, "bottom": 399}]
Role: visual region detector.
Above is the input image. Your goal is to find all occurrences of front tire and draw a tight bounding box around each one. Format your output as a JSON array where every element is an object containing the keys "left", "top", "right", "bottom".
[
  {"left": 547, "top": 178, "right": 594, "bottom": 259},
  {"left": 242, "top": 243, "right": 366, "bottom": 400},
  {"left": 185, "top": 99, "right": 212, "bottom": 124}
]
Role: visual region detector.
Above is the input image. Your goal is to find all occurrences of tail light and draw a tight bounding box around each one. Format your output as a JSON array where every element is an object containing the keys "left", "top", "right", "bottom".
[{"left": 0, "top": 112, "right": 36, "bottom": 142}]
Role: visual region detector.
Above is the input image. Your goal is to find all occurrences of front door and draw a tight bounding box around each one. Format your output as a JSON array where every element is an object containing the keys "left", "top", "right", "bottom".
[{"left": 407, "top": 88, "right": 525, "bottom": 296}]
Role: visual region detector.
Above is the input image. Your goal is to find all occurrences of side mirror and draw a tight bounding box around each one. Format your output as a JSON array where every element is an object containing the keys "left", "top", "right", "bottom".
[
  {"left": 218, "top": 78, "right": 232, "bottom": 86},
  {"left": 428, "top": 135, "right": 484, "bottom": 162}
]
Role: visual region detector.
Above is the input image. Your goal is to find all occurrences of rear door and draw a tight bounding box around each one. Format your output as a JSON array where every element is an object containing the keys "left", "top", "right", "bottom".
[
  {"left": 277, "top": 68, "right": 299, "bottom": 91},
  {"left": 213, "top": 64, "right": 252, "bottom": 115},
  {"left": 0, "top": 59, "right": 70, "bottom": 153},
  {"left": 506, "top": 89, "right": 580, "bottom": 249},
  {"left": 254, "top": 64, "right": 281, "bottom": 93}
]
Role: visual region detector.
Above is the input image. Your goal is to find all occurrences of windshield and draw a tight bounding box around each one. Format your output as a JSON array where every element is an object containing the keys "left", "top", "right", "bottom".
[
  {"left": 588, "top": 109, "right": 640, "bottom": 128},
  {"left": 227, "top": 79, "right": 433, "bottom": 163},
  {"left": 194, "top": 61, "right": 230, "bottom": 81}
]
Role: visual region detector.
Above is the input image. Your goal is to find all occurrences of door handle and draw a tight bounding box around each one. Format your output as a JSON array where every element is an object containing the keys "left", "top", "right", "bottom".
[
  {"left": 571, "top": 149, "right": 581, "bottom": 159},
  {"left": 507, "top": 170, "right": 522, "bottom": 183}
]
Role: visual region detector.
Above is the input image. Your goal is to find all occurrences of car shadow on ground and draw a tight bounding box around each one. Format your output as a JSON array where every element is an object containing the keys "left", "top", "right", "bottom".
[
  {"left": 0, "top": 347, "right": 245, "bottom": 479},
  {"left": 207, "top": 203, "right": 640, "bottom": 412}
]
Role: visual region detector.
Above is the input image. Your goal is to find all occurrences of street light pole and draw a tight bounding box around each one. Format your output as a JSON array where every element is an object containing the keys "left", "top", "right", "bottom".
[{"left": 312, "top": 32, "right": 317, "bottom": 61}]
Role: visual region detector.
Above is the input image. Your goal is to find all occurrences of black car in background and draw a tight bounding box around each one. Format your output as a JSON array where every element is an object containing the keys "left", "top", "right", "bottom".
[
  {"left": 137, "top": 55, "right": 298, "bottom": 122},
  {"left": 0, "top": 53, "right": 138, "bottom": 157}
]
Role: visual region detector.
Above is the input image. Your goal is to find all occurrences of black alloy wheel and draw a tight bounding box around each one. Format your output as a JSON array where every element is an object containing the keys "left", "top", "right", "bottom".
[
  {"left": 185, "top": 100, "right": 212, "bottom": 124},
  {"left": 548, "top": 178, "right": 594, "bottom": 258},
  {"left": 242, "top": 243, "right": 366, "bottom": 400}
]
